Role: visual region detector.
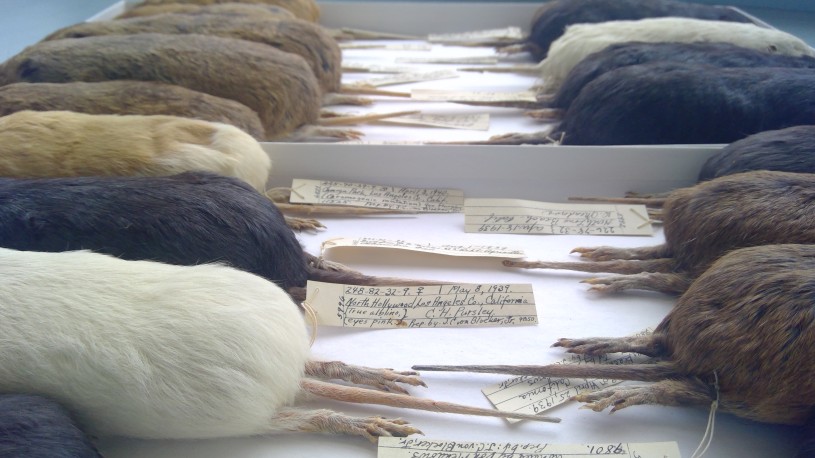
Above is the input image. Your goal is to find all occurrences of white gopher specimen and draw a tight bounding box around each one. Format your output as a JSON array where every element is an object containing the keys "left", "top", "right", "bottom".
[
  {"left": 0, "top": 110, "right": 271, "bottom": 192},
  {"left": 117, "top": 2, "right": 296, "bottom": 20},
  {"left": 0, "top": 248, "right": 557, "bottom": 440},
  {"left": 45, "top": 14, "right": 342, "bottom": 93},
  {"left": 138, "top": 0, "right": 320, "bottom": 22},
  {"left": 0, "top": 81, "right": 265, "bottom": 140},
  {"left": 0, "top": 33, "right": 321, "bottom": 140},
  {"left": 538, "top": 18, "right": 815, "bottom": 93}
]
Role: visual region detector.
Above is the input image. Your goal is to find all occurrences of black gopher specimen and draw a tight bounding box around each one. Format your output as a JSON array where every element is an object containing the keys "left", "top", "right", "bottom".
[
  {"left": 45, "top": 13, "right": 342, "bottom": 93},
  {"left": 547, "top": 42, "right": 815, "bottom": 112},
  {"left": 137, "top": 0, "right": 320, "bottom": 22},
  {"left": 554, "top": 63, "right": 815, "bottom": 145},
  {"left": 415, "top": 244, "right": 815, "bottom": 458},
  {"left": 0, "top": 33, "right": 321, "bottom": 140},
  {"left": 0, "top": 172, "right": 449, "bottom": 303},
  {"left": 0, "top": 81, "right": 265, "bottom": 140},
  {"left": 504, "top": 171, "right": 815, "bottom": 295},
  {"left": 526, "top": 0, "right": 751, "bottom": 59},
  {"left": 699, "top": 125, "right": 815, "bottom": 181}
]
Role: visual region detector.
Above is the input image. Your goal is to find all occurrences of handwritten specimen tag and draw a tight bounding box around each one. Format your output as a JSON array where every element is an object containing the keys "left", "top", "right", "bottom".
[
  {"left": 350, "top": 70, "right": 459, "bottom": 88},
  {"left": 342, "top": 62, "right": 416, "bottom": 73},
  {"left": 483, "top": 329, "right": 654, "bottom": 421},
  {"left": 411, "top": 89, "right": 538, "bottom": 103},
  {"left": 338, "top": 28, "right": 419, "bottom": 40},
  {"left": 289, "top": 179, "right": 464, "bottom": 212},
  {"left": 378, "top": 437, "right": 681, "bottom": 458},
  {"left": 340, "top": 43, "right": 433, "bottom": 51},
  {"left": 321, "top": 237, "right": 526, "bottom": 258},
  {"left": 427, "top": 27, "right": 524, "bottom": 43},
  {"left": 464, "top": 198, "right": 653, "bottom": 235},
  {"left": 395, "top": 56, "right": 499, "bottom": 65},
  {"left": 305, "top": 281, "right": 537, "bottom": 329},
  {"left": 381, "top": 113, "right": 490, "bottom": 130}
]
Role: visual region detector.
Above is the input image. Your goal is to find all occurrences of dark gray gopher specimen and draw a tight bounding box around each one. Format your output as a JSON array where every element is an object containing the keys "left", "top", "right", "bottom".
[
  {"left": 0, "top": 172, "right": 454, "bottom": 303},
  {"left": 117, "top": 2, "right": 296, "bottom": 20},
  {"left": 0, "top": 394, "right": 102, "bottom": 458},
  {"left": 554, "top": 64, "right": 815, "bottom": 145},
  {"left": 545, "top": 42, "right": 815, "bottom": 112},
  {"left": 45, "top": 13, "right": 342, "bottom": 93},
  {"left": 0, "top": 81, "right": 265, "bottom": 140},
  {"left": 0, "top": 33, "right": 321, "bottom": 140},
  {"left": 525, "top": 0, "right": 751, "bottom": 60},
  {"left": 699, "top": 125, "right": 815, "bottom": 181},
  {"left": 415, "top": 244, "right": 815, "bottom": 443},
  {"left": 503, "top": 171, "right": 815, "bottom": 295},
  {"left": 137, "top": 0, "right": 320, "bottom": 22}
]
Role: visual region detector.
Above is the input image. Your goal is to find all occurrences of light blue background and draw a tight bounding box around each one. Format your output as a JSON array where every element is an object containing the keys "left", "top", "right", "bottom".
[{"left": 0, "top": 0, "right": 813, "bottom": 62}]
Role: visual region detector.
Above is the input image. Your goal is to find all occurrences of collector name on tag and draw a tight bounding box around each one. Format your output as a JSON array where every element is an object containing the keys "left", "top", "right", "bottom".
[
  {"left": 321, "top": 237, "right": 525, "bottom": 258},
  {"left": 483, "top": 328, "right": 654, "bottom": 422},
  {"left": 377, "top": 437, "right": 681, "bottom": 458},
  {"left": 305, "top": 281, "right": 537, "bottom": 329},
  {"left": 289, "top": 179, "right": 464, "bottom": 212},
  {"left": 464, "top": 198, "right": 653, "bottom": 235}
]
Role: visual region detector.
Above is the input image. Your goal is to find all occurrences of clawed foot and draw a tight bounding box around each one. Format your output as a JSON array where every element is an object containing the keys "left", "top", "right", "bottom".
[
  {"left": 285, "top": 216, "right": 326, "bottom": 232},
  {"left": 306, "top": 361, "right": 427, "bottom": 394},
  {"left": 573, "top": 385, "right": 654, "bottom": 413},
  {"left": 553, "top": 337, "right": 632, "bottom": 355},
  {"left": 570, "top": 246, "right": 626, "bottom": 262},
  {"left": 580, "top": 276, "right": 635, "bottom": 293},
  {"left": 348, "top": 416, "right": 423, "bottom": 442}
]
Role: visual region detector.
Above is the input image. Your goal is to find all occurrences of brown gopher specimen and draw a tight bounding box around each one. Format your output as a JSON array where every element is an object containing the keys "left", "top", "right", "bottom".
[
  {"left": 45, "top": 14, "right": 342, "bottom": 93},
  {"left": 0, "top": 33, "right": 321, "bottom": 140},
  {"left": 0, "top": 81, "right": 265, "bottom": 140},
  {"left": 116, "top": 2, "right": 296, "bottom": 20},
  {"left": 503, "top": 171, "right": 815, "bottom": 295},
  {"left": 415, "top": 244, "right": 815, "bottom": 433},
  {"left": 137, "top": 0, "right": 320, "bottom": 22}
]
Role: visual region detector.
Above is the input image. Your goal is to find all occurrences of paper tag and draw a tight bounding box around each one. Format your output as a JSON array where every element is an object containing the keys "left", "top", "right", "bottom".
[
  {"left": 483, "top": 329, "right": 654, "bottom": 421},
  {"left": 321, "top": 237, "right": 525, "bottom": 258},
  {"left": 427, "top": 27, "right": 524, "bottom": 43},
  {"left": 350, "top": 70, "right": 459, "bottom": 88},
  {"left": 306, "top": 281, "right": 537, "bottom": 329},
  {"left": 411, "top": 89, "right": 538, "bottom": 103},
  {"left": 342, "top": 62, "right": 416, "bottom": 73},
  {"left": 395, "top": 56, "right": 499, "bottom": 65},
  {"left": 289, "top": 179, "right": 464, "bottom": 213},
  {"left": 340, "top": 43, "right": 433, "bottom": 51},
  {"left": 464, "top": 198, "right": 653, "bottom": 235},
  {"left": 381, "top": 113, "right": 490, "bottom": 131},
  {"left": 378, "top": 437, "right": 681, "bottom": 458},
  {"left": 339, "top": 28, "right": 419, "bottom": 40}
]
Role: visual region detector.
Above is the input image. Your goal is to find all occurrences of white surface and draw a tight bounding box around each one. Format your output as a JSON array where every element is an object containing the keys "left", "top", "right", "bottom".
[{"left": 97, "top": 213, "right": 799, "bottom": 457}]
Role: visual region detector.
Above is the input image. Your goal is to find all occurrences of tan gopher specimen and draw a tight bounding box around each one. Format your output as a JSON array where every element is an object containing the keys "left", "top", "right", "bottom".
[
  {"left": 0, "top": 110, "right": 270, "bottom": 192},
  {"left": 503, "top": 171, "right": 815, "bottom": 295},
  {"left": 0, "top": 81, "right": 265, "bottom": 140},
  {"left": 117, "top": 2, "right": 296, "bottom": 20},
  {"left": 46, "top": 14, "right": 342, "bottom": 93},
  {"left": 0, "top": 33, "right": 321, "bottom": 140},
  {"left": 416, "top": 244, "right": 815, "bottom": 429},
  {"left": 138, "top": 0, "right": 320, "bottom": 22}
]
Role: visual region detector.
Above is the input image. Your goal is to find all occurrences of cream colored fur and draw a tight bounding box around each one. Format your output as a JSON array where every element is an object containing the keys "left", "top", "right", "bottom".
[
  {"left": 0, "top": 110, "right": 271, "bottom": 191},
  {"left": 540, "top": 18, "right": 815, "bottom": 93},
  {"left": 0, "top": 248, "right": 309, "bottom": 439}
]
